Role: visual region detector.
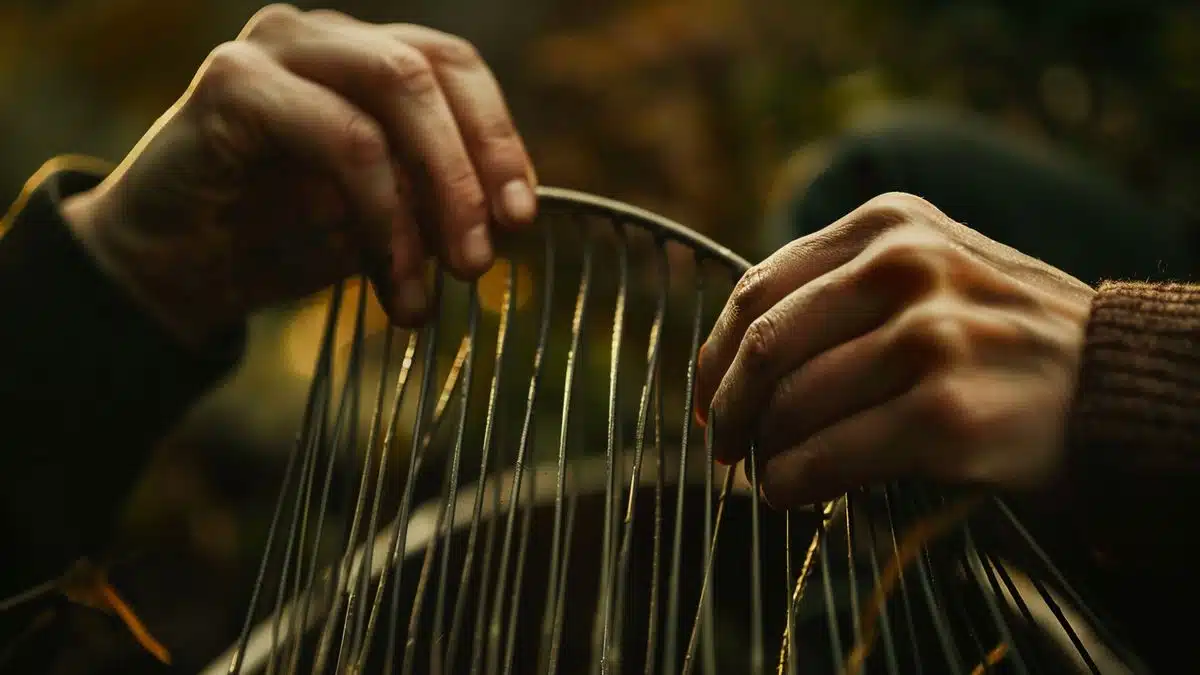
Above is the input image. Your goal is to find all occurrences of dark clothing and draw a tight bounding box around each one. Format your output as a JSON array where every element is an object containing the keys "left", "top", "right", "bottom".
[{"left": 0, "top": 169, "right": 245, "bottom": 603}]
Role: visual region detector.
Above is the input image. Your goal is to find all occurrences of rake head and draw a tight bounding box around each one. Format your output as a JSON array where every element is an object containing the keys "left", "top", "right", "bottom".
[{"left": 206, "top": 188, "right": 1149, "bottom": 675}]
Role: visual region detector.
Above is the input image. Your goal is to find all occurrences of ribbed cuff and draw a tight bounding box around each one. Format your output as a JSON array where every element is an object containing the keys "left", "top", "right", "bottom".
[
  {"left": 1061, "top": 281, "right": 1200, "bottom": 567},
  {"left": 1070, "top": 281, "right": 1200, "bottom": 465}
]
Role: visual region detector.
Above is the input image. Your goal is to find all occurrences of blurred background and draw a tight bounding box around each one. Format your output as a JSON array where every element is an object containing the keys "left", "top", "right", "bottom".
[{"left": 3, "top": 0, "right": 1200, "bottom": 671}]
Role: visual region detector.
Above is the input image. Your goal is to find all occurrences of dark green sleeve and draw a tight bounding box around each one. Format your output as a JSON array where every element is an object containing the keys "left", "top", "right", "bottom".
[{"left": 0, "top": 169, "right": 246, "bottom": 599}]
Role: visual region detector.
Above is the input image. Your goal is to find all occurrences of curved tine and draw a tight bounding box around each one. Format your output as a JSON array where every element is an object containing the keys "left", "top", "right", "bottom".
[
  {"left": 747, "top": 445, "right": 765, "bottom": 674},
  {"left": 445, "top": 262, "right": 516, "bottom": 675},
  {"left": 402, "top": 453, "right": 458, "bottom": 675},
  {"left": 341, "top": 331, "right": 421, "bottom": 668},
  {"left": 662, "top": 265, "right": 706, "bottom": 675},
  {"left": 287, "top": 278, "right": 370, "bottom": 672},
  {"left": 596, "top": 223, "right": 631, "bottom": 675},
  {"left": 539, "top": 216, "right": 594, "bottom": 675},
  {"left": 226, "top": 281, "right": 344, "bottom": 675},
  {"left": 991, "top": 498, "right": 1149, "bottom": 672},
  {"left": 819, "top": 498, "right": 848, "bottom": 675},
  {"left": 777, "top": 501, "right": 835, "bottom": 675},
  {"left": 857, "top": 489, "right": 900, "bottom": 675},
  {"left": 204, "top": 449, "right": 703, "bottom": 675},
  {"left": 535, "top": 186, "right": 752, "bottom": 274},
  {"left": 959, "top": 522, "right": 1031, "bottom": 675},
  {"left": 357, "top": 272, "right": 446, "bottom": 673},
  {"left": 500, "top": 438, "right": 539, "bottom": 675},
  {"left": 644, "top": 347, "right": 666, "bottom": 675},
  {"left": 681, "top": 462, "right": 736, "bottom": 675},
  {"left": 701, "top": 414, "right": 717, "bottom": 674},
  {"left": 912, "top": 490, "right": 990, "bottom": 675},
  {"left": 265, "top": 281, "right": 344, "bottom": 675},
  {"left": 310, "top": 323, "right": 394, "bottom": 674},
  {"left": 890, "top": 487, "right": 967, "bottom": 673},
  {"left": 428, "top": 289, "right": 481, "bottom": 675},
  {"left": 403, "top": 334, "right": 475, "bottom": 675},
  {"left": 611, "top": 235, "right": 670, "bottom": 674},
  {"left": 484, "top": 227, "right": 556, "bottom": 675},
  {"left": 843, "top": 491, "right": 864, "bottom": 675}
]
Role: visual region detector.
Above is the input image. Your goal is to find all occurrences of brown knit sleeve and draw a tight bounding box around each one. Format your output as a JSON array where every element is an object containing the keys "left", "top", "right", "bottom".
[{"left": 1060, "top": 280, "right": 1200, "bottom": 572}]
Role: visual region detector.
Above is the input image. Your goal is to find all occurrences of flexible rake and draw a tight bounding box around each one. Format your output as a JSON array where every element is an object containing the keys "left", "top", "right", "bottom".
[{"left": 203, "top": 188, "right": 1151, "bottom": 675}]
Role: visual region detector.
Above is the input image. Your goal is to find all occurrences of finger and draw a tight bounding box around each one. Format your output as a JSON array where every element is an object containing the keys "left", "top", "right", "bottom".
[
  {"left": 244, "top": 10, "right": 493, "bottom": 279},
  {"left": 755, "top": 323, "right": 916, "bottom": 461},
  {"left": 695, "top": 210, "right": 887, "bottom": 425},
  {"left": 757, "top": 392, "right": 923, "bottom": 509},
  {"left": 707, "top": 263, "right": 901, "bottom": 464},
  {"left": 190, "top": 42, "right": 401, "bottom": 267},
  {"left": 386, "top": 24, "right": 538, "bottom": 229},
  {"left": 385, "top": 177, "right": 432, "bottom": 323}
]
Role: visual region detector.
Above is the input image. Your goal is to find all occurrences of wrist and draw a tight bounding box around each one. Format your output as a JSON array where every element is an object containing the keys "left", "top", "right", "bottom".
[{"left": 60, "top": 183, "right": 241, "bottom": 349}]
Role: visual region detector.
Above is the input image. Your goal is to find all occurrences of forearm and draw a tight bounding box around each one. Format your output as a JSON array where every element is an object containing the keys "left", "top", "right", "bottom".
[{"left": 0, "top": 162, "right": 245, "bottom": 597}]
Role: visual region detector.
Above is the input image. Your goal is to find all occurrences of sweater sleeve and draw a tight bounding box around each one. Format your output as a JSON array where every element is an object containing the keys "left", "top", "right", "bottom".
[
  {"left": 0, "top": 164, "right": 246, "bottom": 600},
  {"left": 1061, "top": 280, "right": 1200, "bottom": 570}
]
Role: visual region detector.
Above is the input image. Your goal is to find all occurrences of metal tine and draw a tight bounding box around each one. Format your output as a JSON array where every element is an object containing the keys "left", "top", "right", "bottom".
[
  {"left": 596, "top": 222, "right": 630, "bottom": 675},
  {"left": 402, "top": 449, "right": 459, "bottom": 675},
  {"left": 747, "top": 445, "right": 765, "bottom": 675},
  {"left": 427, "top": 286, "right": 481, "bottom": 675},
  {"left": 644, "top": 348, "right": 665, "bottom": 675},
  {"left": 226, "top": 280, "right": 345, "bottom": 675},
  {"left": 819, "top": 498, "right": 846, "bottom": 675},
  {"left": 402, "top": 330, "right": 477, "bottom": 675},
  {"left": 700, "top": 414, "right": 716, "bottom": 675},
  {"left": 444, "top": 259, "right": 517, "bottom": 675},
  {"left": 681, "top": 460, "right": 735, "bottom": 675},
  {"left": 888, "top": 486, "right": 967, "bottom": 673},
  {"left": 342, "top": 331, "right": 421, "bottom": 668},
  {"left": 500, "top": 433, "right": 539, "bottom": 675},
  {"left": 265, "top": 281, "right": 345, "bottom": 675},
  {"left": 857, "top": 488, "right": 901, "bottom": 675},
  {"left": 782, "top": 512, "right": 799, "bottom": 675},
  {"left": 661, "top": 260, "right": 705, "bottom": 675},
  {"left": 611, "top": 235, "right": 669, "bottom": 675},
  {"left": 958, "top": 521, "right": 1031, "bottom": 675},
  {"left": 911, "top": 489, "right": 991, "bottom": 675},
  {"left": 311, "top": 322, "right": 395, "bottom": 675},
  {"left": 287, "top": 278, "right": 371, "bottom": 674},
  {"left": 539, "top": 217, "right": 594, "bottom": 675},
  {"left": 991, "top": 498, "right": 1145, "bottom": 672},
  {"left": 484, "top": 227, "right": 556, "bottom": 675},
  {"left": 355, "top": 271, "right": 446, "bottom": 673},
  {"left": 878, "top": 486, "right": 925, "bottom": 675},
  {"left": 777, "top": 501, "right": 835, "bottom": 675},
  {"left": 547, "top": 470, "right": 581, "bottom": 675},
  {"left": 468, "top": 414, "right": 506, "bottom": 675},
  {"left": 842, "top": 492, "right": 864, "bottom": 675}
]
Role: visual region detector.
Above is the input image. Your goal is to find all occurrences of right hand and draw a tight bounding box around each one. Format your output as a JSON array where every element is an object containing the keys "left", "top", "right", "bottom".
[{"left": 62, "top": 5, "right": 538, "bottom": 345}]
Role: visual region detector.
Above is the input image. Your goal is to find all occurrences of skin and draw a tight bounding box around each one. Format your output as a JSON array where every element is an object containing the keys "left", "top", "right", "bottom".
[
  {"left": 59, "top": 5, "right": 538, "bottom": 347},
  {"left": 694, "top": 192, "right": 1097, "bottom": 508}
]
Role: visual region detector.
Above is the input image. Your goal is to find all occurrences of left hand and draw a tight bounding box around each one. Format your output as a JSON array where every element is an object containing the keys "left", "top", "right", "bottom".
[{"left": 694, "top": 193, "right": 1096, "bottom": 508}]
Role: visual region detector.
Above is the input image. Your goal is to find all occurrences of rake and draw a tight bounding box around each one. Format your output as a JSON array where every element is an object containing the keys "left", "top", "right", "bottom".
[{"left": 202, "top": 187, "right": 1151, "bottom": 675}]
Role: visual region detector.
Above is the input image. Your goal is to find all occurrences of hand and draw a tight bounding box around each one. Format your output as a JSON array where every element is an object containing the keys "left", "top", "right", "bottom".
[
  {"left": 61, "top": 5, "right": 538, "bottom": 346},
  {"left": 694, "top": 193, "right": 1096, "bottom": 508}
]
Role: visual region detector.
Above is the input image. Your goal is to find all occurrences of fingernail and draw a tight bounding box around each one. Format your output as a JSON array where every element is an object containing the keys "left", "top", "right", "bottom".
[
  {"left": 461, "top": 223, "right": 493, "bottom": 271},
  {"left": 501, "top": 179, "right": 536, "bottom": 224},
  {"left": 396, "top": 278, "right": 426, "bottom": 316},
  {"left": 693, "top": 344, "right": 709, "bottom": 427}
]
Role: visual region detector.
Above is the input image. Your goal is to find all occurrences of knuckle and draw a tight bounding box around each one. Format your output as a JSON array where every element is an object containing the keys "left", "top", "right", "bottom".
[
  {"left": 730, "top": 265, "right": 769, "bottom": 320},
  {"left": 242, "top": 3, "right": 302, "bottom": 40},
  {"left": 372, "top": 47, "right": 438, "bottom": 95},
  {"left": 418, "top": 30, "right": 482, "bottom": 66},
  {"left": 863, "top": 232, "right": 960, "bottom": 290},
  {"left": 741, "top": 314, "right": 779, "bottom": 373},
  {"left": 896, "top": 307, "right": 971, "bottom": 368},
  {"left": 197, "top": 42, "right": 261, "bottom": 95},
  {"left": 340, "top": 115, "right": 389, "bottom": 166}
]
